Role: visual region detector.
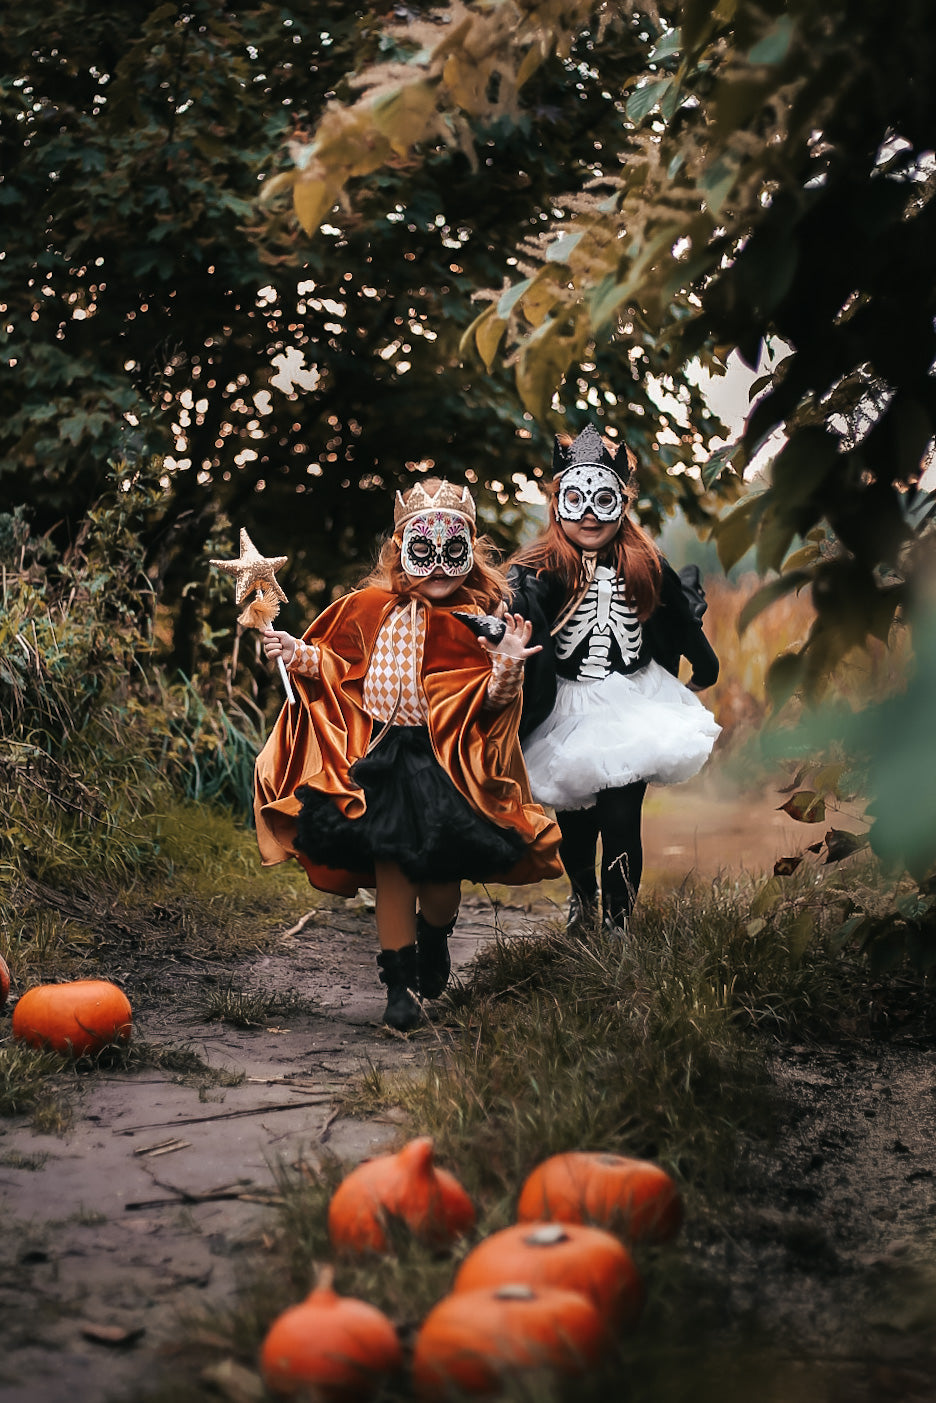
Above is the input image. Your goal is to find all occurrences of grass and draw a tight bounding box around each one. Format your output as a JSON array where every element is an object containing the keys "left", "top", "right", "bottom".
[
  {"left": 204, "top": 979, "right": 317, "bottom": 1028},
  {"left": 140, "top": 861, "right": 899, "bottom": 1403}
]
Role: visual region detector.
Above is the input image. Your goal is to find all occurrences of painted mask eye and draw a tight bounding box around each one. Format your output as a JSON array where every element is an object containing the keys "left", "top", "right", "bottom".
[
  {"left": 408, "top": 538, "right": 433, "bottom": 560},
  {"left": 593, "top": 488, "right": 619, "bottom": 514},
  {"left": 563, "top": 488, "right": 584, "bottom": 511},
  {"left": 444, "top": 537, "right": 468, "bottom": 564}
]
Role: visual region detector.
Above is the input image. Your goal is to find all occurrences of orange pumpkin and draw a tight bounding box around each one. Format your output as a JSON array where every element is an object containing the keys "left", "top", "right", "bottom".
[
  {"left": 260, "top": 1265, "right": 402, "bottom": 1400},
  {"left": 452, "top": 1221, "right": 643, "bottom": 1330},
  {"left": 0, "top": 954, "right": 9, "bottom": 1009},
  {"left": 412, "top": 1283, "right": 607, "bottom": 1401},
  {"left": 11, "top": 979, "right": 132, "bottom": 1056},
  {"left": 517, "top": 1151, "right": 683, "bottom": 1244},
  {"left": 328, "top": 1136, "right": 475, "bottom": 1254}
]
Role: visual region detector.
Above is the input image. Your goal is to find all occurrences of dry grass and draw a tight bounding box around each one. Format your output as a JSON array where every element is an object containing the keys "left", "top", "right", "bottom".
[{"left": 142, "top": 865, "right": 892, "bottom": 1403}]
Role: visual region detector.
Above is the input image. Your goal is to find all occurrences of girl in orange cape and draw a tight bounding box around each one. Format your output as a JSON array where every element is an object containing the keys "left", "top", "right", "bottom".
[{"left": 255, "top": 478, "right": 562, "bottom": 1031}]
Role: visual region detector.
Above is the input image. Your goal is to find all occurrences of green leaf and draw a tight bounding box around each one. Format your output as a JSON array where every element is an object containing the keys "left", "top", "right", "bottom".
[
  {"left": 755, "top": 506, "right": 797, "bottom": 574},
  {"left": 750, "top": 876, "right": 783, "bottom": 917},
  {"left": 497, "top": 278, "right": 533, "bottom": 319},
  {"left": 648, "top": 28, "right": 682, "bottom": 63},
  {"left": 625, "top": 78, "right": 673, "bottom": 123},
  {"left": 714, "top": 493, "right": 762, "bottom": 571},
  {"left": 699, "top": 155, "right": 738, "bottom": 217},
  {"left": 737, "top": 569, "right": 812, "bottom": 634},
  {"left": 702, "top": 442, "right": 740, "bottom": 490},
  {"left": 748, "top": 15, "right": 794, "bottom": 66},
  {"left": 587, "top": 275, "right": 630, "bottom": 330},
  {"left": 787, "top": 910, "right": 815, "bottom": 963},
  {"left": 545, "top": 232, "right": 583, "bottom": 264},
  {"left": 765, "top": 651, "right": 804, "bottom": 709}
]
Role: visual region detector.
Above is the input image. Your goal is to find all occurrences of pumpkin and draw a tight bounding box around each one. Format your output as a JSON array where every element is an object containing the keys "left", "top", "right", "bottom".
[
  {"left": 11, "top": 979, "right": 132, "bottom": 1056},
  {"left": 412, "top": 1283, "right": 607, "bottom": 1401},
  {"left": 260, "top": 1265, "right": 402, "bottom": 1400},
  {"left": 452, "top": 1221, "right": 643, "bottom": 1329},
  {"left": 517, "top": 1151, "right": 683, "bottom": 1244},
  {"left": 0, "top": 954, "right": 9, "bottom": 1009},
  {"left": 328, "top": 1136, "right": 475, "bottom": 1254}
]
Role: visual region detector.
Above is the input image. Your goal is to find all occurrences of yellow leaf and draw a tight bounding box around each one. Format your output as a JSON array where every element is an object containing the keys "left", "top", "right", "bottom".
[
  {"left": 519, "top": 272, "right": 559, "bottom": 328},
  {"left": 293, "top": 178, "right": 338, "bottom": 235},
  {"left": 476, "top": 309, "right": 508, "bottom": 372},
  {"left": 258, "top": 171, "right": 296, "bottom": 204},
  {"left": 370, "top": 82, "right": 439, "bottom": 156},
  {"left": 515, "top": 331, "right": 573, "bottom": 421},
  {"left": 811, "top": 762, "right": 846, "bottom": 797},
  {"left": 516, "top": 45, "right": 543, "bottom": 89},
  {"left": 443, "top": 53, "right": 488, "bottom": 113},
  {"left": 459, "top": 306, "right": 491, "bottom": 360}
]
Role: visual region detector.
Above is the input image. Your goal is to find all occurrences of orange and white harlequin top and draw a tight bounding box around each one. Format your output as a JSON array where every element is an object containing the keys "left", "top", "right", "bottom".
[{"left": 289, "top": 600, "right": 521, "bottom": 722}]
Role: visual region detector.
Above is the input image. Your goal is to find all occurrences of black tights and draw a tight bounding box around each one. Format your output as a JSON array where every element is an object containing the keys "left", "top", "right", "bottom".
[{"left": 556, "top": 781, "right": 648, "bottom": 924}]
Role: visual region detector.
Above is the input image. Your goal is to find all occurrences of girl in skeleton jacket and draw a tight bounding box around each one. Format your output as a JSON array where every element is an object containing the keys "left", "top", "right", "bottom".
[
  {"left": 255, "top": 478, "right": 561, "bottom": 1031},
  {"left": 507, "top": 425, "right": 720, "bottom": 931}
]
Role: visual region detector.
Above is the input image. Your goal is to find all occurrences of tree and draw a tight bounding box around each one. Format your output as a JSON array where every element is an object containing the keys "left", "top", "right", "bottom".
[
  {"left": 1, "top": 1, "right": 728, "bottom": 675},
  {"left": 275, "top": 0, "right": 936, "bottom": 881},
  {"left": 276, "top": 0, "right": 936, "bottom": 667}
]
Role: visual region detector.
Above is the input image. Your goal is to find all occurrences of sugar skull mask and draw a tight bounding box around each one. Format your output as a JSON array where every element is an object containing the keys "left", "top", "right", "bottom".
[
  {"left": 400, "top": 509, "right": 474, "bottom": 578},
  {"left": 556, "top": 463, "right": 624, "bottom": 524}
]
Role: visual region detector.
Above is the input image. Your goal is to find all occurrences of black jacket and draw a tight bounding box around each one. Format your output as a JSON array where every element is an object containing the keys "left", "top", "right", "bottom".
[{"left": 508, "top": 557, "right": 719, "bottom": 740}]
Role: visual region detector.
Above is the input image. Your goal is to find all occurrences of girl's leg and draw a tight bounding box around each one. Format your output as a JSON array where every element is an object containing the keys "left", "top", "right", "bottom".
[
  {"left": 373, "top": 861, "right": 421, "bottom": 1030},
  {"left": 596, "top": 781, "right": 648, "bottom": 926},
  {"left": 556, "top": 806, "right": 601, "bottom": 930},
  {"left": 374, "top": 860, "right": 419, "bottom": 950},
  {"left": 417, "top": 881, "right": 461, "bottom": 928},
  {"left": 415, "top": 880, "right": 461, "bottom": 1000}
]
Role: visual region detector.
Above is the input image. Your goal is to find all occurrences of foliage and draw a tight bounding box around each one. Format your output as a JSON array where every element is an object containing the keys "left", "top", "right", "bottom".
[
  {"left": 278, "top": 0, "right": 936, "bottom": 871},
  {"left": 1, "top": 1, "right": 730, "bottom": 680},
  {"left": 284, "top": 0, "right": 936, "bottom": 666},
  {"left": 139, "top": 868, "right": 908, "bottom": 1403},
  {"left": 760, "top": 609, "right": 936, "bottom": 971},
  {"left": 0, "top": 462, "right": 315, "bottom": 1000}
]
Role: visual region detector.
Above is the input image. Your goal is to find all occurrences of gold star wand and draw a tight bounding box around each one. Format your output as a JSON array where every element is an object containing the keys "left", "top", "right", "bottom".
[{"left": 210, "top": 528, "right": 296, "bottom": 704}]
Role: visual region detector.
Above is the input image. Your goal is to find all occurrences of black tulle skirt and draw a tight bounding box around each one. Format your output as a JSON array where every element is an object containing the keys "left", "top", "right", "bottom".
[{"left": 294, "top": 725, "right": 526, "bottom": 885}]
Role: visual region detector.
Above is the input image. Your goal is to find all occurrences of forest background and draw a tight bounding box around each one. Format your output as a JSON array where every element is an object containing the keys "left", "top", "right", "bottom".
[{"left": 2, "top": 0, "right": 936, "bottom": 968}]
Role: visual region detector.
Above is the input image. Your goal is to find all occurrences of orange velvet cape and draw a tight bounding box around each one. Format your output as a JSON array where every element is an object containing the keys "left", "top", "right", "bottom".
[{"left": 254, "top": 587, "right": 562, "bottom": 896}]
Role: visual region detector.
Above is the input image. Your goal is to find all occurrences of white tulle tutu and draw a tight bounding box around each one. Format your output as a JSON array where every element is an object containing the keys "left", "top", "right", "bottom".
[{"left": 522, "top": 660, "right": 721, "bottom": 811}]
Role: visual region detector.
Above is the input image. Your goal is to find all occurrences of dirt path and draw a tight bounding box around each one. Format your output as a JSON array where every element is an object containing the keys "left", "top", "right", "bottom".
[
  {"left": 2, "top": 780, "right": 931, "bottom": 1403},
  {"left": 0, "top": 893, "right": 532, "bottom": 1403}
]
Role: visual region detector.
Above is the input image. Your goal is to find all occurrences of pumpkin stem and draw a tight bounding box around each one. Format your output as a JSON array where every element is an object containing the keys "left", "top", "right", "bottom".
[
  {"left": 310, "top": 1263, "right": 337, "bottom": 1299},
  {"left": 524, "top": 1225, "right": 570, "bottom": 1246},
  {"left": 398, "top": 1136, "right": 435, "bottom": 1177}
]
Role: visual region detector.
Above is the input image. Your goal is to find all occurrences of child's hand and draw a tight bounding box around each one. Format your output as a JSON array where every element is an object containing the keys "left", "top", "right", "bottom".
[
  {"left": 484, "top": 611, "right": 541, "bottom": 661},
  {"left": 262, "top": 627, "right": 297, "bottom": 667}
]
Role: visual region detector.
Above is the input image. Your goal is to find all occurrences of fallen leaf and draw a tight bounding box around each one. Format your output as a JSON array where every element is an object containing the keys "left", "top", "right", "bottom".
[{"left": 80, "top": 1323, "right": 145, "bottom": 1347}]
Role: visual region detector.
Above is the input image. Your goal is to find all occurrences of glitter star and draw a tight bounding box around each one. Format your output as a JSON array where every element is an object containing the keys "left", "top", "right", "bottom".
[{"left": 210, "top": 528, "right": 288, "bottom": 607}]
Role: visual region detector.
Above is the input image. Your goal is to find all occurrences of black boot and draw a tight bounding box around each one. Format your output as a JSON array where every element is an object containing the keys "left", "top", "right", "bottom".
[
  {"left": 416, "top": 913, "right": 455, "bottom": 999},
  {"left": 566, "top": 891, "right": 599, "bottom": 936},
  {"left": 376, "top": 945, "right": 422, "bottom": 1032}
]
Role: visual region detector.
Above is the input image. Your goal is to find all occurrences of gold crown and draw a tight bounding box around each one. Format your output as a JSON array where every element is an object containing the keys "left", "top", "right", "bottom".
[{"left": 393, "top": 479, "right": 477, "bottom": 531}]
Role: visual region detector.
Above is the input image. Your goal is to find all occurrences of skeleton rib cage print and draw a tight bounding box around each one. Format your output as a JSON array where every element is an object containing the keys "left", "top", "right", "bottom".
[{"left": 554, "top": 565, "right": 642, "bottom": 681}]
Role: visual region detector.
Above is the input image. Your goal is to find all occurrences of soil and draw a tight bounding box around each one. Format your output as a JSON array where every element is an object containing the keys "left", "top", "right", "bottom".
[{"left": 2, "top": 776, "right": 934, "bottom": 1403}]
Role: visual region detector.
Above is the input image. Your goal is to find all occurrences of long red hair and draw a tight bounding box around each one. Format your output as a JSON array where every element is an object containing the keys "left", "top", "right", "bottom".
[
  {"left": 359, "top": 478, "right": 509, "bottom": 613},
  {"left": 509, "top": 436, "right": 662, "bottom": 620}
]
